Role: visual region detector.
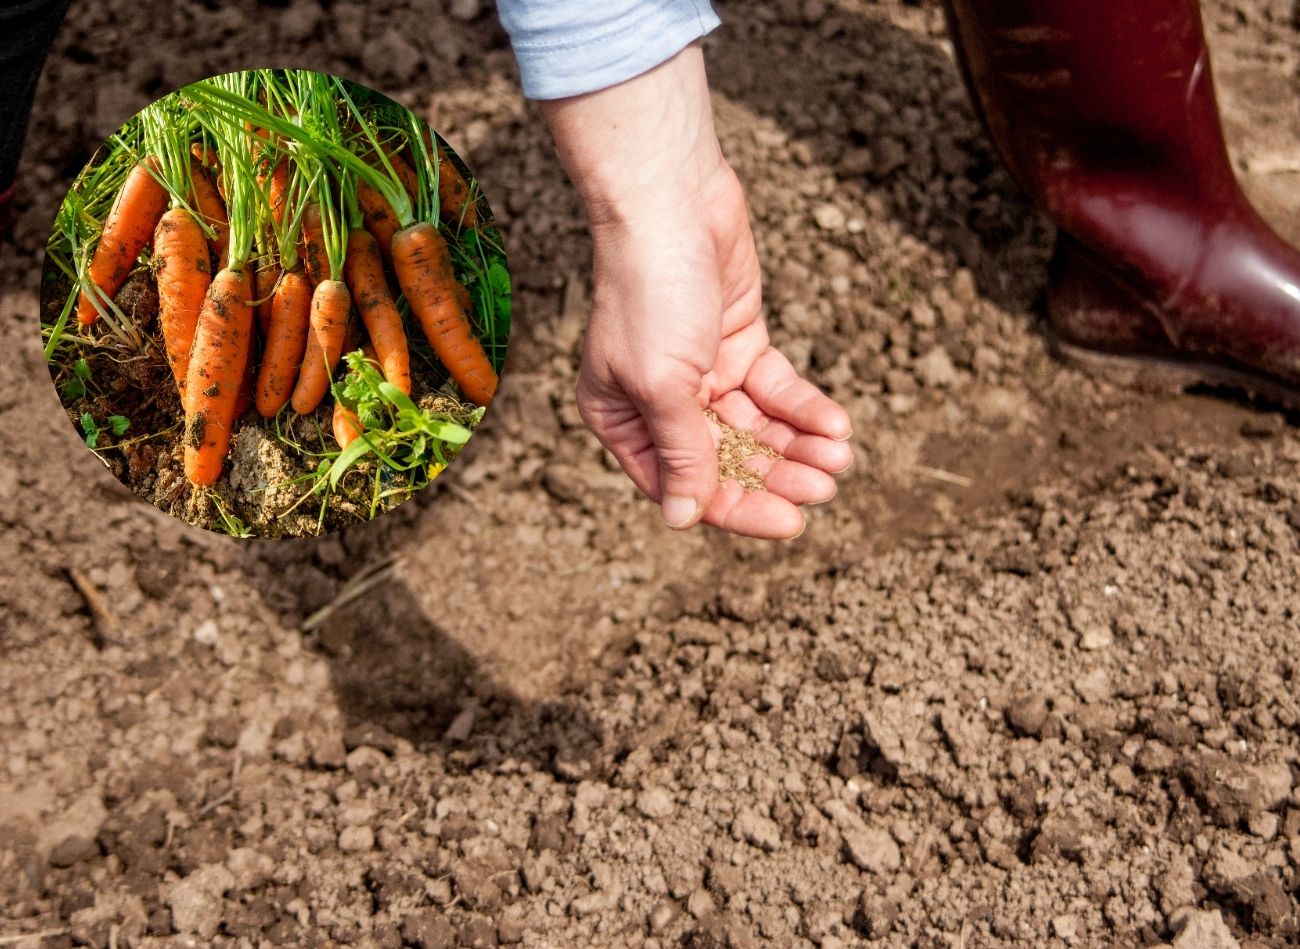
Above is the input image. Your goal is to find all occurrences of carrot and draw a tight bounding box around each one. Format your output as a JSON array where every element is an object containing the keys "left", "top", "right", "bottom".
[
  {"left": 153, "top": 208, "right": 212, "bottom": 391},
  {"left": 375, "top": 145, "right": 418, "bottom": 200},
  {"left": 392, "top": 222, "right": 497, "bottom": 406},
  {"left": 255, "top": 268, "right": 312, "bottom": 417},
  {"left": 265, "top": 159, "right": 290, "bottom": 228},
  {"left": 343, "top": 229, "right": 410, "bottom": 394},
  {"left": 290, "top": 279, "right": 351, "bottom": 414},
  {"left": 253, "top": 254, "right": 280, "bottom": 337},
  {"left": 436, "top": 145, "right": 478, "bottom": 229},
  {"left": 332, "top": 400, "right": 363, "bottom": 450},
  {"left": 356, "top": 178, "right": 401, "bottom": 264},
  {"left": 189, "top": 158, "right": 229, "bottom": 264},
  {"left": 418, "top": 129, "right": 478, "bottom": 229},
  {"left": 191, "top": 142, "right": 219, "bottom": 174},
  {"left": 453, "top": 280, "right": 472, "bottom": 317},
  {"left": 77, "top": 158, "right": 169, "bottom": 326},
  {"left": 301, "top": 202, "right": 327, "bottom": 286},
  {"left": 233, "top": 337, "right": 257, "bottom": 420},
  {"left": 183, "top": 267, "right": 254, "bottom": 486}
]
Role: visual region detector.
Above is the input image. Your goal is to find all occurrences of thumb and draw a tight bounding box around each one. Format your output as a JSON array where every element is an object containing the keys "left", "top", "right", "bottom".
[{"left": 635, "top": 385, "right": 718, "bottom": 530}]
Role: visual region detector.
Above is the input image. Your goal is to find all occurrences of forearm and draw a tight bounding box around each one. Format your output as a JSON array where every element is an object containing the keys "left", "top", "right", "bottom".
[{"left": 538, "top": 44, "right": 728, "bottom": 228}]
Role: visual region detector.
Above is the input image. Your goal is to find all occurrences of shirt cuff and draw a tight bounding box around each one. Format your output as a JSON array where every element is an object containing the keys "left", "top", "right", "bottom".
[{"left": 500, "top": 0, "right": 721, "bottom": 100}]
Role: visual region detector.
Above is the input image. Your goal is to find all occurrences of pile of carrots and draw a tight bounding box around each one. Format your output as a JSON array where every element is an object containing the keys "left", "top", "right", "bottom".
[{"left": 71, "top": 70, "right": 499, "bottom": 488}]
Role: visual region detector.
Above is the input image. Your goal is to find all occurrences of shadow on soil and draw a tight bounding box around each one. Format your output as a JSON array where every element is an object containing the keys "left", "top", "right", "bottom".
[{"left": 241, "top": 525, "right": 607, "bottom": 780}]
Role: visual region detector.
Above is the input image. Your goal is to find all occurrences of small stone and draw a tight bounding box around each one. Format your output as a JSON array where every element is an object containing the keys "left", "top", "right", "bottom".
[
  {"left": 450, "top": 0, "right": 482, "bottom": 19},
  {"left": 1052, "top": 914, "right": 1079, "bottom": 940},
  {"left": 402, "top": 910, "right": 455, "bottom": 949},
  {"left": 813, "top": 203, "right": 846, "bottom": 230},
  {"left": 686, "top": 887, "right": 716, "bottom": 919},
  {"left": 648, "top": 900, "right": 677, "bottom": 933},
  {"left": 842, "top": 828, "right": 901, "bottom": 875},
  {"left": 444, "top": 706, "right": 477, "bottom": 743},
  {"left": 914, "top": 347, "right": 957, "bottom": 388},
  {"left": 48, "top": 835, "right": 99, "bottom": 867},
  {"left": 338, "top": 825, "right": 374, "bottom": 852},
  {"left": 225, "top": 848, "right": 274, "bottom": 890},
  {"left": 166, "top": 864, "right": 235, "bottom": 939},
  {"left": 1079, "top": 625, "right": 1113, "bottom": 650},
  {"left": 637, "top": 787, "right": 674, "bottom": 819},
  {"left": 731, "top": 808, "right": 782, "bottom": 851},
  {"left": 1170, "top": 909, "right": 1241, "bottom": 949},
  {"left": 309, "top": 733, "right": 347, "bottom": 769},
  {"left": 1248, "top": 811, "right": 1279, "bottom": 840},
  {"left": 1005, "top": 693, "right": 1049, "bottom": 737}
]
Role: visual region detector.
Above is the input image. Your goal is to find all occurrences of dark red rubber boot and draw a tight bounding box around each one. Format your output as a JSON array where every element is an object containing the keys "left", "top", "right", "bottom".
[{"left": 944, "top": 0, "right": 1300, "bottom": 405}]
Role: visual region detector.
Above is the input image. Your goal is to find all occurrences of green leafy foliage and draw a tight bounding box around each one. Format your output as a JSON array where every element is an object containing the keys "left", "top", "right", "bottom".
[
  {"left": 289, "top": 350, "right": 483, "bottom": 527},
  {"left": 80, "top": 411, "right": 130, "bottom": 449},
  {"left": 59, "top": 359, "right": 93, "bottom": 400}
]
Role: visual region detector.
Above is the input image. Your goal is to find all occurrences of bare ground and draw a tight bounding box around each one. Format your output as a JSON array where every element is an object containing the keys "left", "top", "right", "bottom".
[{"left": 1, "top": 0, "right": 1299, "bottom": 946}]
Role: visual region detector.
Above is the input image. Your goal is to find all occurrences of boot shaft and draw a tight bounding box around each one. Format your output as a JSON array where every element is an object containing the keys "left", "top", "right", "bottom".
[{"left": 944, "top": 0, "right": 1242, "bottom": 239}]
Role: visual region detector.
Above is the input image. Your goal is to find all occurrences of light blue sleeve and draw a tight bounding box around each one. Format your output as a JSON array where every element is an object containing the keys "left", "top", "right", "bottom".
[{"left": 497, "top": 0, "right": 721, "bottom": 100}]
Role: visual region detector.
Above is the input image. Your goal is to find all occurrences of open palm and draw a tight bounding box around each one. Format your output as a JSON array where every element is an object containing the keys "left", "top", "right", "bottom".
[{"left": 576, "top": 164, "right": 853, "bottom": 538}]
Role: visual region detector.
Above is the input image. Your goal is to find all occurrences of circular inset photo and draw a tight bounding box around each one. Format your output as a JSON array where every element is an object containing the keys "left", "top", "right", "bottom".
[{"left": 40, "top": 69, "right": 509, "bottom": 538}]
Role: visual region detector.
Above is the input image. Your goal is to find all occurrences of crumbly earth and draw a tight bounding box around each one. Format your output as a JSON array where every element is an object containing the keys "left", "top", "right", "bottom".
[{"left": 2, "top": 0, "right": 1299, "bottom": 947}]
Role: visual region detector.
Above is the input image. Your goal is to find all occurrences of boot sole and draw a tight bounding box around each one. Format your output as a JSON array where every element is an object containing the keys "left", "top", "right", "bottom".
[{"left": 1051, "top": 335, "right": 1300, "bottom": 413}]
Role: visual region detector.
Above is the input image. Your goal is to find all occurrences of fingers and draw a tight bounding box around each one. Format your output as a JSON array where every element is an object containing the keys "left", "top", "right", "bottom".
[
  {"left": 702, "top": 480, "right": 806, "bottom": 540},
  {"left": 710, "top": 390, "right": 854, "bottom": 474},
  {"left": 743, "top": 347, "right": 853, "bottom": 442},
  {"left": 630, "top": 378, "right": 719, "bottom": 529}
]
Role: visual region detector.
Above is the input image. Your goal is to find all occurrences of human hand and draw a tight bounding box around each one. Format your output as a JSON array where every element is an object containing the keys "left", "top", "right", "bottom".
[{"left": 541, "top": 46, "right": 853, "bottom": 538}]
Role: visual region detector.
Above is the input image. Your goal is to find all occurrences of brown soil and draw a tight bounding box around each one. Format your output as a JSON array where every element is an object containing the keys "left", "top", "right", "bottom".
[{"left": 2, "top": 0, "right": 1298, "bottom": 947}]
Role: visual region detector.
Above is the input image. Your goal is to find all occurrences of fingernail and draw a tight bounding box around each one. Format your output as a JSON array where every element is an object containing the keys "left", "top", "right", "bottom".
[
  {"left": 833, "top": 430, "right": 854, "bottom": 443},
  {"left": 662, "top": 495, "right": 698, "bottom": 529}
]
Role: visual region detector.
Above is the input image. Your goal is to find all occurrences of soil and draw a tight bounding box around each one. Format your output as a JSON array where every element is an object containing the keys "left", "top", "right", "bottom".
[{"left": 2, "top": 0, "right": 1299, "bottom": 946}]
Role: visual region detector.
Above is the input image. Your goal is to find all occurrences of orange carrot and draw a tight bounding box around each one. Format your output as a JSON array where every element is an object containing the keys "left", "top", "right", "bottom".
[
  {"left": 453, "top": 280, "right": 472, "bottom": 317},
  {"left": 77, "top": 158, "right": 169, "bottom": 326},
  {"left": 253, "top": 255, "right": 280, "bottom": 337},
  {"left": 300, "top": 202, "right": 327, "bottom": 286},
  {"left": 391, "top": 222, "right": 496, "bottom": 406},
  {"left": 332, "top": 400, "right": 363, "bottom": 451},
  {"left": 375, "top": 145, "right": 418, "bottom": 201},
  {"left": 233, "top": 338, "right": 257, "bottom": 420},
  {"left": 290, "top": 279, "right": 350, "bottom": 414},
  {"left": 436, "top": 145, "right": 478, "bottom": 229},
  {"left": 183, "top": 267, "right": 254, "bottom": 486},
  {"left": 419, "top": 129, "right": 478, "bottom": 229},
  {"left": 191, "top": 142, "right": 220, "bottom": 180},
  {"left": 256, "top": 268, "right": 312, "bottom": 417},
  {"left": 265, "top": 159, "right": 290, "bottom": 228},
  {"left": 189, "top": 158, "right": 229, "bottom": 264},
  {"left": 356, "top": 178, "right": 401, "bottom": 264},
  {"left": 153, "top": 208, "right": 212, "bottom": 391},
  {"left": 343, "top": 229, "right": 410, "bottom": 394}
]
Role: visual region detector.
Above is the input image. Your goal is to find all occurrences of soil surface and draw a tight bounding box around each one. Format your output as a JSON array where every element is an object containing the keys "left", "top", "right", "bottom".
[{"left": 2, "top": 0, "right": 1299, "bottom": 946}]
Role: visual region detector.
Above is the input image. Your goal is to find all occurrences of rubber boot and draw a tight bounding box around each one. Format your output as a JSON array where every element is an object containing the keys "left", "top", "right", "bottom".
[{"left": 943, "top": 0, "right": 1300, "bottom": 404}]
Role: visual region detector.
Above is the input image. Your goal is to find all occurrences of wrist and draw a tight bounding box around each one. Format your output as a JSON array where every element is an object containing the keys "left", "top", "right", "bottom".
[{"left": 540, "top": 43, "right": 727, "bottom": 229}]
